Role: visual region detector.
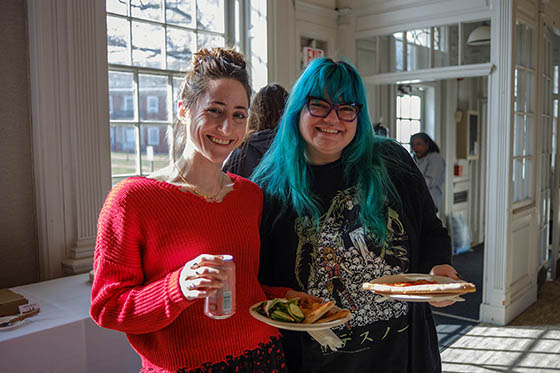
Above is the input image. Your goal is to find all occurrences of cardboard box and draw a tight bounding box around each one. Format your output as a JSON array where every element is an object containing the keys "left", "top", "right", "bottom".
[{"left": 0, "top": 289, "right": 29, "bottom": 316}]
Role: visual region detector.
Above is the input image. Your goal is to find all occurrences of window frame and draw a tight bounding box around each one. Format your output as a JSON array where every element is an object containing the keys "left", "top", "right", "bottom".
[
  {"left": 395, "top": 89, "right": 424, "bottom": 152},
  {"left": 106, "top": 0, "right": 240, "bottom": 185},
  {"left": 511, "top": 20, "right": 537, "bottom": 208}
]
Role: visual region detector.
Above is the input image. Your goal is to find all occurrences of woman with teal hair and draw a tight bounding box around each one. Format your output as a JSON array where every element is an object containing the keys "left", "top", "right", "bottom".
[{"left": 253, "top": 58, "right": 458, "bottom": 372}]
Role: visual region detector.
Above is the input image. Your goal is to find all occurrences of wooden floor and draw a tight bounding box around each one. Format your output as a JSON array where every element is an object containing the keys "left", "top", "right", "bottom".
[{"left": 439, "top": 277, "right": 560, "bottom": 372}]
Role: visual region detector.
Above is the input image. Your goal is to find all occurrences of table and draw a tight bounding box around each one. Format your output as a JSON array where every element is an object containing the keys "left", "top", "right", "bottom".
[{"left": 0, "top": 274, "right": 141, "bottom": 373}]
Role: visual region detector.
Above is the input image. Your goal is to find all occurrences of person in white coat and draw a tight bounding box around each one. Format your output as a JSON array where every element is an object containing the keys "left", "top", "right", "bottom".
[{"left": 410, "top": 132, "right": 446, "bottom": 211}]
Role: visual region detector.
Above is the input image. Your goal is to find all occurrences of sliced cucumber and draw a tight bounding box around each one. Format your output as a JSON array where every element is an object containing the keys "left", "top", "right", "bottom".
[
  {"left": 287, "top": 303, "right": 305, "bottom": 322},
  {"left": 271, "top": 310, "right": 295, "bottom": 322}
]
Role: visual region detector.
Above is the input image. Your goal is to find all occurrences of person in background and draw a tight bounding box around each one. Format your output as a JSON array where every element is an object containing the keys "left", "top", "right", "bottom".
[
  {"left": 90, "top": 48, "right": 287, "bottom": 373},
  {"left": 252, "top": 57, "right": 457, "bottom": 373},
  {"left": 223, "top": 83, "right": 289, "bottom": 177},
  {"left": 374, "top": 122, "right": 388, "bottom": 137},
  {"left": 410, "top": 132, "right": 446, "bottom": 211}
]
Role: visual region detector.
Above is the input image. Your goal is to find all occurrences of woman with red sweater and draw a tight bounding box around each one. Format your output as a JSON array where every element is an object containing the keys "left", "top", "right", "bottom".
[{"left": 90, "top": 48, "right": 287, "bottom": 373}]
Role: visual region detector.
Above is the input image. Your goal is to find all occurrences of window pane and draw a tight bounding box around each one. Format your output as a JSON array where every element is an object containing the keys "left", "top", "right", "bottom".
[
  {"left": 517, "top": 69, "right": 525, "bottom": 112},
  {"left": 515, "top": 23, "right": 523, "bottom": 66},
  {"left": 111, "top": 125, "right": 138, "bottom": 176},
  {"left": 396, "top": 96, "right": 401, "bottom": 118},
  {"left": 513, "top": 158, "right": 521, "bottom": 202},
  {"left": 378, "top": 33, "right": 402, "bottom": 73},
  {"left": 107, "top": 0, "right": 128, "bottom": 16},
  {"left": 197, "top": 32, "right": 225, "bottom": 50},
  {"left": 109, "top": 71, "right": 135, "bottom": 120},
  {"left": 167, "top": 27, "right": 195, "bottom": 71},
  {"left": 107, "top": 16, "right": 131, "bottom": 65},
  {"left": 394, "top": 37, "right": 403, "bottom": 72},
  {"left": 197, "top": 0, "right": 225, "bottom": 33},
  {"left": 166, "top": 0, "right": 195, "bottom": 27},
  {"left": 397, "top": 119, "right": 412, "bottom": 143},
  {"left": 131, "top": 0, "right": 163, "bottom": 22},
  {"left": 524, "top": 115, "right": 533, "bottom": 155},
  {"left": 514, "top": 69, "right": 518, "bottom": 99},
  {"left": 111, "top": 176, "right": 129, "bottom": 187},
  {"left": 139, "top": 74, "right": 168, "bottom": 121},
  {"left": 173, "top": 76, "right": 183, "bottom": 118},
  {"left": 132, "top": 21, "right": 164, "bottom": 68},
  {"left": 513, "top": 158, "right": 532, "bottom": 202},
  {"left": 433, "top": 24, "right": 458, "bottom": 68},
  {"left": 525, "top": 71, "right": 534, "bottom": 113},
  {"left": 401, "top": 95, "right": 411, "bottom": 118},
  {"left": 525, "top": 26, "right": 534, "bottom": 69},
  {"left": 464, "top": 21, "right": 491, "bottom": 65},
  {"left": 523, "top": 158, "right": 533, "bottom": 199},
  {"left": 411, "top": 120, "right": 421, "bottom": 135},
  {"left": 140, "top": 125, "right": 169, "bottom": 174},
  {"left": 407, "top": 29, "right": 430, "bottom": 71},
  {"left": 513, "top": 114, "right": 524, "bottom": 157},
  {"left": 410, "top": 96, "right": 421, "bottom": 119}
]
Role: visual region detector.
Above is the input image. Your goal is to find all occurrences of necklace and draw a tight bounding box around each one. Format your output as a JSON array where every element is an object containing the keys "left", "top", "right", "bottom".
[{"left": 173, "top": 161, "right": 224, "bottom": 202}]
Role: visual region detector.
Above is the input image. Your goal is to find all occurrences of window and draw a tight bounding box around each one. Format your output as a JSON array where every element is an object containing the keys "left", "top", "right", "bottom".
[
  {"left": 396, "top": 91, "right": 422, "bottom": 152},
  {"left": 147, "top": 127, "right": 160, "bottom": 145},
  {"left": 147, "top": 96, "right": 159, "bottom": 114},
  {"left": 357, "top": 21, "right": 489, "bottom": 74},
  {"left": 512, "top": 21, "right": 536, "bottom": 204},
  {"left": 106, "top": 0, "right": 243, "bottom": 185}
]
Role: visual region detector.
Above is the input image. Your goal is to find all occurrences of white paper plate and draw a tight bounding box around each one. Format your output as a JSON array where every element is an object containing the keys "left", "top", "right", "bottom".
[
  {"left": 375, "top": 293, "right": 466, "bottom": 303},
  {"left": 364, "top": 273, "right": 474, "bottom": 302},
  {"left": 0, "top": 315, "right": 25, "bottom": 331},
  {"left": 249, "top": 302, "right": 350, "bottom": 331}
]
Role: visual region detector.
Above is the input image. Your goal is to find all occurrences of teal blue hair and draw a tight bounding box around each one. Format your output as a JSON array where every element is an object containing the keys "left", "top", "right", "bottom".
[{"left": 251, "top": 58, "right": 398, "bottom": 242}]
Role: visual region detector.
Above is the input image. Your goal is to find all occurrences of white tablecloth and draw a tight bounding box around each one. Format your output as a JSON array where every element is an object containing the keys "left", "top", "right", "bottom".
[{"left": 0, "top": 274, "right": 141, "bottom": 373}]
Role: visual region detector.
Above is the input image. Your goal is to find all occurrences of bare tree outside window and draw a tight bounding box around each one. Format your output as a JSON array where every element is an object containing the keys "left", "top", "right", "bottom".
[{"left": 106, "top": 0, "right": 228, "bottom": 185}]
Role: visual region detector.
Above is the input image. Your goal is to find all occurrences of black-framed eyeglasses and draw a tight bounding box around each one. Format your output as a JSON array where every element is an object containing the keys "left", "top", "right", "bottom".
[{"left": 305, "top": 96, "right": 362, "bottom": 122}]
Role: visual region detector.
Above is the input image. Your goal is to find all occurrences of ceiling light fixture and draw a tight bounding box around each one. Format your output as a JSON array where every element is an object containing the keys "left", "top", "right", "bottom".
[{"left": 467, "top": 25, "right": 491, "bottom": 46}]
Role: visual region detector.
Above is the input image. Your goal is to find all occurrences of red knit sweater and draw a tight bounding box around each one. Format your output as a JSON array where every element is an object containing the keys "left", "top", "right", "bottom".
[{"left": 90, "top": 175, "right": 285, "bottom": 371}]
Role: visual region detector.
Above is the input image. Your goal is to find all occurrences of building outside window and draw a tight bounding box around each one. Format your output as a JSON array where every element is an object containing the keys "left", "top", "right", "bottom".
[
  {"left": 147, "top": 96, "right": 159, "bottom": 114},
  {"left": 106, "top": 0, "right": 248, "bottom": 185}
]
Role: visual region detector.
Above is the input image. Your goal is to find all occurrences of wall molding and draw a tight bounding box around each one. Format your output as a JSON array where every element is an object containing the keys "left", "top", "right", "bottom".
[
  {"left": 27, "top": 0, "right": 111, "bottom": 279},
  {"left": 479, "top": 283, "right": 537, "bottom": 325},
  {"left": 362, "top": 63, "right": 494, "bottom": 85},
  {"left": 352, "top": 0, "right": 492, "bottom": 36}
]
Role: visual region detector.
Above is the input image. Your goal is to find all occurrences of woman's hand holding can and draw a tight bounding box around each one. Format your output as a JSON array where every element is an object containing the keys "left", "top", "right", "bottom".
[{"left": 179, "top": 254, "right": 227, "bottom": 301}]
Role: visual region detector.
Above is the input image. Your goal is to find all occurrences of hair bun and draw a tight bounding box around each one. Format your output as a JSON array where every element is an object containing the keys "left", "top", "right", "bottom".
[{"left": 192, "top": 47, "right": 247, "bottom": 72}]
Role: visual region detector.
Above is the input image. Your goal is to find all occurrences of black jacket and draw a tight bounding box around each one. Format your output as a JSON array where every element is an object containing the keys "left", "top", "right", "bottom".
[{"left": 223, "top": 129, "right": 276, "bottom": 178}]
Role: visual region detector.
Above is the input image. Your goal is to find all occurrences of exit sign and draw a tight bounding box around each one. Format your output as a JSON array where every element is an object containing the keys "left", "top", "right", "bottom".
[{"left": 303, "top": 47, "right": 325, "bottom": 66}]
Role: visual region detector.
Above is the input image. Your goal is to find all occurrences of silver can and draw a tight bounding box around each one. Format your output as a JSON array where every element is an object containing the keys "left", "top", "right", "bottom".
[{"left": 204, "top": 255, "right": 236, "bottom": 319}]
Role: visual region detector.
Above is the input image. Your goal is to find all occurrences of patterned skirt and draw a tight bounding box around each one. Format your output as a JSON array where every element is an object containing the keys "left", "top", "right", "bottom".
[{"left": 140, "top": 336, "right": 287, "bottom": 373}]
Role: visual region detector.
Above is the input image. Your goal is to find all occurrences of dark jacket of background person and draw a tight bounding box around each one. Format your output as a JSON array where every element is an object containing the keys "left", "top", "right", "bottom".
[{"left": 224, "top": 83, "right": 288, "bottom": 178}]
